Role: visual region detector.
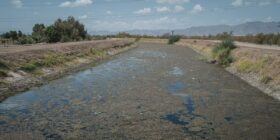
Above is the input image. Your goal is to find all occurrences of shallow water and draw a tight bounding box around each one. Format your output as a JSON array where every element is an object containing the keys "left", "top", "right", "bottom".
[{"left": 0, "top": 43, "right": 280, "bottom": 140}]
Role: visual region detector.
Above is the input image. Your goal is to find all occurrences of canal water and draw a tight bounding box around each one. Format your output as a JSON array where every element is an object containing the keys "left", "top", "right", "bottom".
[{"left": 0, "top": 43, "right": 280, "bottom": 140}]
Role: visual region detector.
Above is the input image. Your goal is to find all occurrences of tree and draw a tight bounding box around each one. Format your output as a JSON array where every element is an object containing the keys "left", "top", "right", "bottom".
[
  {"left": 32, "top": 24, "right": 45, "bottom": 36},
  {"left": 32, "top": 24, "right": 46, "bottom": 43},
  {"left": 18, "top": 30, "right": 23, "bottom": 37},
  {"left": 45, "top": 26, "right": 61, "bottom": 43},
  {"left": 1, "top": 31, "right": 19, "bottom": 40}
]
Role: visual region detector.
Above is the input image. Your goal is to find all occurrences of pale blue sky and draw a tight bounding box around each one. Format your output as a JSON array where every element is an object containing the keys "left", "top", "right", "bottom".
[{"left": 0, "top": 0, "right": 280, "bottom": 33}]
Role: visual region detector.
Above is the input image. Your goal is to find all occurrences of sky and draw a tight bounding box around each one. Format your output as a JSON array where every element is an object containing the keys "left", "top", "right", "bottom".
[{"left": 0, "top": 0, "right": 280, "bottom": 33}]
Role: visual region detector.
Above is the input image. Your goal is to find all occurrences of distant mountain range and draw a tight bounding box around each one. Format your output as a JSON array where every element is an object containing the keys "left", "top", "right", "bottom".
[{"left": 90, "top": 21, "right": 280, "bottom": 36}]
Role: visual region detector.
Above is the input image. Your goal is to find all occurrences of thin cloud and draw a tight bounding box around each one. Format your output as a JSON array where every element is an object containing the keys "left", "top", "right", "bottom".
[
  {"left": 134, "top": 8, "right": 152, "bottom": 15},
  {"left": 106, "top": 10, "right": 112, "bottom": 14},
  {"left": 232, "top": 0, "right": 243, "bottom": 7},
  {"left": 90, "top": 16, "right": 187, "bottom": 31},
  {"left": 11, "top": 0, "right": 23, "bottom": 8},
  {"left": 59, "top": 0, "right": 93, "bottom": 8},
  {"left": 79, "top": 14, "right": 88, "bottom": 19},
  {"left": 156, "top": 0, "right": 190, "bottom": 4},
  {"left": 264, "top": 16, "right": 272, "bottom": 22},
  {"left": 174, "top": 5, "right": 185, "bottom": 12},
  {"left": 191, "top": 4, "right": 203, "bottom": 13},
  {"left": 259, "top": 1, "right": 271, "bottom": 6},
  {"left": 156, "top": 6, "right": 171, "bottom": 13},
  {"left": 231, "top": 0, "right": 277, "bottom": 7}
]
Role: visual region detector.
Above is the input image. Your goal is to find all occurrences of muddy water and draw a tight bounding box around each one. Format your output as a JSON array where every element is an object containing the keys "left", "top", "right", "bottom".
[{"left": 0, "top": 43, "right": 280, "bottom": 140}]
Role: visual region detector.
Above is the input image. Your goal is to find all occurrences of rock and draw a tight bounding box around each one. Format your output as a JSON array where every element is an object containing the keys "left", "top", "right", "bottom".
[
  {"left": 192, "top": 118, "right": 205, "bottom": 126},
  {"left": 208, "top": 60, "right": 216, "bottom": 64},
  {"left": 189, "top": 126, "right": 202, "bottom": 132}
]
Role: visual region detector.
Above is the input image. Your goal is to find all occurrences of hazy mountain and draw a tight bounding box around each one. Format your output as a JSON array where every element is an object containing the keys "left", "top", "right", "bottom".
[
  {"left": 91, "top": 21, "right": 280, "bottom": 36},
  {"left": 176, "top": 21, "right": 280, "bottom": 36}
]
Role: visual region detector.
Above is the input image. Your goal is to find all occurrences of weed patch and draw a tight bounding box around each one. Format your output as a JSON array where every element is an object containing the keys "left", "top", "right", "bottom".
[
  {"left": 236, "top": 59, "right": 265, "bottom": 73},
  {"left": 0, "top": 70, "right": 8, "bottom": 77},
  {"left": 260, "top": 75, "right": 273, "bottom": 84},
  {"left": 20, "top": 55, "right": 70, "bottom": 72},
  {"left": 236, "top": 60, "right": 255, "bottom": 73},
  {"left": 0, "top": 61, "right": 9, "bottom": 70},
  {"left": 168, "top": 36, "right": 181, "bottom": 44},
  {"left": 212, "top": 39, "right": 236, "bottom": 66},
  {"left": 20, "top": 63, "right": 37, "bottom": 72},
  {"left": 90, "top": 48, "right": 105, "bottom": 56}
]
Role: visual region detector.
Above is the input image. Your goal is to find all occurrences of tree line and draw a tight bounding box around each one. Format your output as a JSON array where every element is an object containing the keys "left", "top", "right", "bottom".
[{"left": 0, "top": 16, "right": 89, "bottom": 44}]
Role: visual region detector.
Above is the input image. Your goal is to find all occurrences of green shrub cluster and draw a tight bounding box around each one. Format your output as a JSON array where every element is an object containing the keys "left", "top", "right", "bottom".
[
  {"left": 260, "top": 76, "right": 273, "bottom": 84},
  {"left": 20, "top": 55, "right": 70, "bottom": 72},
  {"left": 0, "top": 61, "right": 9, "bottom": 77},
  {"left": 1, "top": 16, "right": 88, "bottom": 44},
  {"left": 168, "top": 35, "right": 181, "bottom": 44},
  {"left": 212, "top": 39, "right": 236, "bottom": 66},
  {"left": 90, "top": 48, "right": 105, "bottom": 57},
  {"left": 20, "top": 63, "right": 37, "bottom": 72},
  {"left": 0, "top": 70, "right": 8, "bottom": 77},
  {"left": 18, "top": 36, "right": 35, "bottom": 44}
]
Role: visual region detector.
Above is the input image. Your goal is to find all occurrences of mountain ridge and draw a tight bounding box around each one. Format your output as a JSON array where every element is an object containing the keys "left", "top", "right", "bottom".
[{"left": 90, "top": 21, "right": 280, "bottom": 36}]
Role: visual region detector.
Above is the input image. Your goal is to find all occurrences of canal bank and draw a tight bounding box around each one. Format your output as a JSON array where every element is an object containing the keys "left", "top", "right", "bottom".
[{"left": 0, "top": 39, "right": 137, "bottom": 101}]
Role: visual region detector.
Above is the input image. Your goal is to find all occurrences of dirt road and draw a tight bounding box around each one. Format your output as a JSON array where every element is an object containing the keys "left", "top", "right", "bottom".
[
  {"left": 207, "top": 40, "right": 280, "bottom": 50},
  {"left": 0, "top": 43, "right": 279, "bottom": 140}
]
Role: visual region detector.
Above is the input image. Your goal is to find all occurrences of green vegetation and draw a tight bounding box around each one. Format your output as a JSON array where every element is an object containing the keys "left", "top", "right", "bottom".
[
  {"left": 20, "top": 63, "right": 38, "bottom": 72},
  {"left": 18, "top": 36, "right": 35, "bottom": 44},
  {"left": 236, "top": 60, "right": 255, "bottom": 73},
  {"left": 212, "top": 39, "right": 236, "bottom": 66},
  {"left": 18, "top": 46, "right": 118, "bottom": 73},
  {"left": 90, "top": 48, "right": 105, "bottom": 57},
  {"left": 37, "top": 55, "right": 70, "bottom": 67},
  {"left": 168, "top": 35, "right": 181, "bottom": 44},
  {"left": 20, "top": 55, "right": 70, "bottom": 72},
  {"left": 135, "top": 37, "right": 141, "bottom": 42},
  {"left": 260, "top": 75, "right": 273, "bottom": 84},
  {"left": 0, "top": 70, "right": 8, "bottom": 77},
  {"left": 0, "top": 61, "right": 9, "bottom": 77},
  {"left": 1, "top": 16, "right": 88, "bottom": 44},
  {"left": 0, "top": 61, "right": 9, "bottom": 70}
]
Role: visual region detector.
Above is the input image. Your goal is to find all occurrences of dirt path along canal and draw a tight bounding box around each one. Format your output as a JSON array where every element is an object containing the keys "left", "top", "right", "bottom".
[{"left": 0, "top": 43, "right": 280, "bottom": 140}]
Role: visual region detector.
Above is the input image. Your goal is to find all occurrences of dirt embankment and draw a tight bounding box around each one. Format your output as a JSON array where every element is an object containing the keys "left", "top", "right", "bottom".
[
  {"left": 0, "top": 39, "right": 136, "bottom": 101},
  {"left": 139, "top": 38, "right": 168, "bottom": 44},
  {"left": 177, "top": 39, "right": 280, "bottom": 100}
]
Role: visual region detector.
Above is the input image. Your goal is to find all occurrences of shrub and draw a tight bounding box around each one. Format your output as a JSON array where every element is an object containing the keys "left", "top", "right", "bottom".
[
  {"left": 20, "top": 63, "right": 37, "bottom": 72},
  {"left": 213, "top": 47, "right": 233, "bottom": 65},
  {"left": 135, "top": 37, "right": 141, "bottom": 42},
  {"left": 0, "top": 70, "right": 8, "bottom": 77},
  {"left": 260, "top": 75, "right": 272, "bottom": 84},
  {"left": 35, "top": 55, "right": 70, "bottom": 67},
  {"left": 219, "top": 39, "right": 236, "bottom": 50},
  {"left": 18, "top": 36, "right": 35, "bottom": 44},
  {"left": 168, "top": 35, "right": 181, "bottom": 44},
  {"left": 212, "top": 39, "right": 236, "bottom": 66},
  {"left": 0, "top": 61, "right": 9, "bottom": 70},
  {"left": 90, "top": 48, "right": 105, "bottom": 56}
]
